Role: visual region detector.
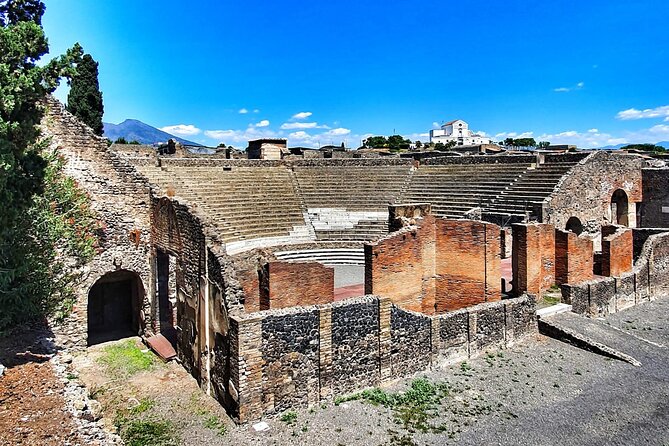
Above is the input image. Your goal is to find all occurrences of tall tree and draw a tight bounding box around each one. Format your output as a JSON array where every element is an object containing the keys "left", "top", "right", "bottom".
[
  {"left": 67, "top": 53, "right": 104, "bottom": 135},
  {"left": 0, "top": 0, "right": 86, "bottom": 329}
]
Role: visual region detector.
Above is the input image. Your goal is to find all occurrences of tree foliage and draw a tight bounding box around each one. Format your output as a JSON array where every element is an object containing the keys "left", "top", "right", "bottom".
[
  {"left": 504, "top": 137, "right": 537, "bottom": 148},
  {"left": 67, "top": 53, "right": 104, "bottom": 135},
  {"left": 363, "top": 134, "right": 412, "bottom": 151},
  {"left": 620, "top": 143, "right": 666, "bottom": 153},
  {"left": 0, "top": 0, "right": 94, "bottom": 330}
]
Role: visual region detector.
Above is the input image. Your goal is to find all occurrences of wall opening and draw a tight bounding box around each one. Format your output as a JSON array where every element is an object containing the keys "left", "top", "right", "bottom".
[
  {"left": 156, "top": 250, "right": 177, "bottom": 346},
  {"left": 565, "top": 216, "right": 583, "bottom": 235},
  {"left": 88, "top": 270, "right": 142, "bottom": 346},
  {"left": 611, "top": 189, "right": 629, "bottom": 226}
]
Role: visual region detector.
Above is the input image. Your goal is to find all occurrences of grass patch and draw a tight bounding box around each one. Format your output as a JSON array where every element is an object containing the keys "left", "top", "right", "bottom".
[
  {"left": 98, "top": 340, "right": 155, "bottom": 378},
  {"left": 130, "top": 397, "right": 155, "bottom": 415},
  {"left": 119, "top": 419, "right": 177, "bottom": 446},
  {"left": 280, "top": 410, "right": 298, "bottom": 425},
  {"left": 203, "top": 415, "right": 227, "bottom": 436}
]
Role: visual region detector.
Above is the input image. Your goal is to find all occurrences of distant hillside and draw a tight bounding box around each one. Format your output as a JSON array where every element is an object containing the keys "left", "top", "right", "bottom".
[
  {"left": 103, "top": 119, "right": 202, "bottom": 146},
  {"left": 596, "top": 141, "right": 669, "bottom": 150}
]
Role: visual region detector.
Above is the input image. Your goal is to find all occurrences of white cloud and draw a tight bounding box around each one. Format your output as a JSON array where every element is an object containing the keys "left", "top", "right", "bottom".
[
  {"left": 280, "top": 122, "right": 329, "bottom": 130},
  {"left": 588, "top": 128, "right": 599, "bottom": 133},
  {"left": 325, "top": 127, "right": 351, "bottom": 136},
  {"left": 159, "top": 124, "right": 201, "bottom": 136},
  {"left": 255, "top": 119, "right": 270, "bottom": 127},
  {"left": 238, "top": 108, "right": 249, "bottom": 114},
  {"left": 432, "top": 122, "right": 441, "bottom": 128},
  {"left": 204, "top": 126, "right": 279, "bottom": 145},
  {"left": 291, "top": 111, "right": 312, "bottom": 120},
  {"left": 554, "top": 81, "right": 585, "bottom": 93},
  {"left": 253, "top": 109, "right": 260, "bottom": 113},
  {"left": 616, "top": 105, "right": 669, "bottom": 120},
  {"left": 494, "top": 131, "right": 534, "bottom": 139}
]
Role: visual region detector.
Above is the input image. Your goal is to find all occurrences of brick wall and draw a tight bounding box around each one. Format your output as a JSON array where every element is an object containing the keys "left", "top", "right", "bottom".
[
  {"left": 264, "top": 261, "right": 334, "bottom": 309},
  {"left": 555, "top": 229, "right": 593, "bottom": 285},
  {"left": 435, "top": 219, "right": 501, "bottom": 312},
  {"left": 601, "top": 227, "right": 633, "bottom": 277},
  {"left": 364, "top": 216, "right": 437, "bottom": 313},
  {"left": 562, "top": 229, "right": 669, "bottom": 317},
  {"left": 512, "top": 223, "right": 555, "bottom": 296}
]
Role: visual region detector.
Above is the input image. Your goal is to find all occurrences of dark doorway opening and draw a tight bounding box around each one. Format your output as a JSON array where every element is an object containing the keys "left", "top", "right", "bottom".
[
  {"left": 566, "top": 216, "right": 584, "bottom": 235},
  {"left": 88, "top": 270, "right": 142, "bottom": 346},
  {"left": 611, "top": 189, "right": 629, "bottom": 226},
  {"left": 156, "top": 250, "right": 177, "bottom": 347}
]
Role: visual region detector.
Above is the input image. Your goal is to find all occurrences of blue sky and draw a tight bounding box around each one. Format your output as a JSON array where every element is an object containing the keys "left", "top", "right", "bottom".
[{"left": 43, "top": 0, "right": 669, "bottom": 148}]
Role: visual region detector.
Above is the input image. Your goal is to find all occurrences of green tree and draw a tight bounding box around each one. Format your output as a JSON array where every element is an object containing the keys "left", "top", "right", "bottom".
[
  {"left": 364, "top": 136, "right": 387, "bottom": 148},
  {"left": 538, "top": 141, "right": 551, "bottom": 149},
  {"left": 67, "top": 52, "right": 104, "bottom": 135},
  {"left": 387, "top": 134, "right": 411, "bottom": 151},
  {"left": 415, "top": 140, "right": 422, "bottom": 149},
  {"left": 0, "top": 0, "right": 89, "bottom": 330}
]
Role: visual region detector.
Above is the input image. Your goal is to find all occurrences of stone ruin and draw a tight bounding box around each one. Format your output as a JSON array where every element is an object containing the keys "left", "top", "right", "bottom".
[{"left": 41, "top": 97, "right": 669, "bottom": 422}]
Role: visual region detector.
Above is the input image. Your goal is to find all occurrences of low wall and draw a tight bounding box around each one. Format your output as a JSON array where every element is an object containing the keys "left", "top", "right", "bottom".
[
  {"left": 562, "top": 230, "right": 669, "bottom": 317},
  {"left": 229, "top": 294, "right": 537, "bottom": 422}
]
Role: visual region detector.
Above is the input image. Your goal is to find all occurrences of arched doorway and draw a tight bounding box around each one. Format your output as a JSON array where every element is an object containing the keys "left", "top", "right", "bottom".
[
  {"left": 611, "top": 189, "right": 629, "bottom": 226},
  {"left": 565, "top": 216, "right": 583, "bottom": 235},
  {"left": 88, "top": 270, "right": 143, "bottom": 346}
]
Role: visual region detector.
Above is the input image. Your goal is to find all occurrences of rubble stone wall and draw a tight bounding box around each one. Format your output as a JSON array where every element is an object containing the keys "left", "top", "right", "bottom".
[
  {"left": 229, "top": 294, "right": 537, "bottom": 422},
  {"left": 544, "top": 151, "right": 645, "bottom": 229}
]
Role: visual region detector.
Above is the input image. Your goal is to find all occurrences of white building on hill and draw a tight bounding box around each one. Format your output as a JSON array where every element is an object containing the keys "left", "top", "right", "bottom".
[{"left": 429, "top": 119, "right": 491, "bottom": 146}]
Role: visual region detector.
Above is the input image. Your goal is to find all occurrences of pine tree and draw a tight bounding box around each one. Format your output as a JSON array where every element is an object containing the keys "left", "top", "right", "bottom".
[{"left": 67, "top": 53, "right": 104, "bottom": 135}]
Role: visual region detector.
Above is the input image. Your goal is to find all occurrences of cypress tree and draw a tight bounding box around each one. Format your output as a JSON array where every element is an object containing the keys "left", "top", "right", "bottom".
[{"left": 67, "top": 53, "right": 104, "bottom": 135}]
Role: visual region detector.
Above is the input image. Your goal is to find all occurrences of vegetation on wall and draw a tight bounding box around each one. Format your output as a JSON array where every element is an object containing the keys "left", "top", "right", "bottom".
[
  {"left": 67, "top": 52, "right": 104, "bottom": 136},
  {"left": 0, "top": 0, "right": 98, "bottom": 331}
]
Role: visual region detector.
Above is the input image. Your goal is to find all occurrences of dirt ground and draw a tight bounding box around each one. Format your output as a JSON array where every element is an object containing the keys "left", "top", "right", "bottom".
[
  {"left": 0, "top": 325, "right": 84, "bottom": 446},
  {"left": 3, "top": 296, "right": 669, "bottom": 445}
]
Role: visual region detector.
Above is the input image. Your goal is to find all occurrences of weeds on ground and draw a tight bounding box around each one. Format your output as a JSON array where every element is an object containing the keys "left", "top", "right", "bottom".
[
  {"left": 130, "top": 397, "right": 155, "bottom": 415},
  {"left": 97, "top": 340, "right": 155, "bottom": 378},
  {"left": 280, "top": 410, "right": 298, "bottom": 425},
  {"left": 118, "top": 419, "right": 177, "bottom": 446},
  {"left": 203, "top": 415, "right": 227, "bottom": 436}
]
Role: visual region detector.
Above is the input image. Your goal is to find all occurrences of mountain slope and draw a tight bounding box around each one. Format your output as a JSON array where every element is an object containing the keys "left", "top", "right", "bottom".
[
  {"left": 103, "top": 119, "right": 202, "bottom": 146},
  {"left": 596, "top": 141, "right": 669, "bottom": 150}
]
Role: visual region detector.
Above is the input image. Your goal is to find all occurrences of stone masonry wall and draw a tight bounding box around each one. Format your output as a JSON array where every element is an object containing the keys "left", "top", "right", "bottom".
[
  {"left": 228, "top": 294, "right": 537, "bottom": 422},
  {"left": 562, "top": 230, "right": 669, "bottom": 317},
  {"left": 544, "top": 151, "right": 645, "bottom": 229},
  {"left": 42, "top": 98, "right": 153, "bottom": 349},
  {"left": 601, "top": 227, "right": 633, "bottom": 277},
  {"left": 639, "top": 168, "right": 669, "bottom": 228},
  {"left": 554, "top": 229, "right": 593, "bottom": 285},
  {"left": 512, "top": 223, "right": 555, "bottom": 296}
]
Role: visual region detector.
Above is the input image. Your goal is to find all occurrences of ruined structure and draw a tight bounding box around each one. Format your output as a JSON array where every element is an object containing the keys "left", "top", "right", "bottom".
[{"left": 41, "top": 98, "right": 669, "bottom": 423}]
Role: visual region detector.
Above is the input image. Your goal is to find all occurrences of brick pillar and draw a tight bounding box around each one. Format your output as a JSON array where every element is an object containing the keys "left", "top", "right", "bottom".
[
  {"left": 378, "top": 297, "right": 392, "bottom": 382},
  {"left": 318, "top": 307, "right": 333, "bottom": 400},
  {"left": 235, "top": 316, "right": 263, "bottom": 423},
  {"left": 555, "top": 229, "right": 594, "bottom": 285},
  {"left": 601, "top": 228, "right": 633, "bottom": 277},
  {"left": 512, "top": 223, "right": 555, "bottom": 296}
]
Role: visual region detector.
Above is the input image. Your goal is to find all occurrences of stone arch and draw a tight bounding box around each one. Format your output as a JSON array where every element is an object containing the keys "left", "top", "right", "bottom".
[
  {"left": 565, "top": 216, "right": 583, "bottom": 235},
  {"left": 87, "top": 269, "right": 143, "bottom": 346},
  {"left": 611, "top": 189, "right": 629, "bottom": 226}
]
